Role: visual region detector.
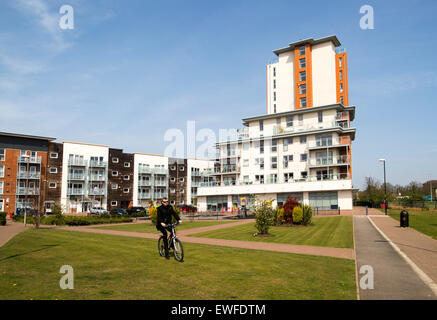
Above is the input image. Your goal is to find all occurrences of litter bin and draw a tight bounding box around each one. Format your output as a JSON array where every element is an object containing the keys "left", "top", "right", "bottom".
[{"left": 400, "top": 210, "right": 409, "bottom": 228}]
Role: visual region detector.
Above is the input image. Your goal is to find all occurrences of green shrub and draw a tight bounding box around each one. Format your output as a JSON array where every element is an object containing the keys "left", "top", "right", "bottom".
[
  {"left": 281, "top": 197, "right": 301, "bottom": 224},
  {"left": 254, "top": 200, "right": 275, "bottom": 234},
  {"left": 302, "top": 205, "right": 313, "bottom": 225},
  {"left": 150, "top": 207, "right": 158, "bottom": 224},
  {"left": 292, "top": 206, "right": 303, "bottom": 224},
  {"left": 52, "top": 203, "right": 65, "bottom": 226},
  {"left": 275, "top": 207, "right": 284, "bottom": 225},
  {"left": 0, "top": 212, "right": 7, "bottom": 226}
]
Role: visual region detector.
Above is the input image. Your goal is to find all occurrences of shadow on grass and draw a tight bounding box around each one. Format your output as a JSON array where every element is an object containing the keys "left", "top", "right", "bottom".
[{"left": 0, "top": 244, "right": 59, "bottom": 262}]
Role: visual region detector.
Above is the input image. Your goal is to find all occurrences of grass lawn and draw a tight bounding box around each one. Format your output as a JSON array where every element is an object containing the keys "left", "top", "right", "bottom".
[
  {"left": 94, "top": 220, "right": 235, "bottom": 233},
  {"left": 384, "top": 209, "right": 437, "bottom": 239},
  {"left": 189, "top": 217, "right": 354, "bottom": 249},
  {"left": 0, "top": 228, "right": 356, "bottom": 300}
]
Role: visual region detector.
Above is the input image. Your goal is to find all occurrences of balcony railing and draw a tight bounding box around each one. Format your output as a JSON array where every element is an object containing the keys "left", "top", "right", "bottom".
[
  {"left": 191, "top": 181, "right": 201, "bottom": 187},
  {"left": 68, "top": 173, "right": 86, "bottom": 180},
  {"left": 308, "top": 156, "right": 350, "bottom": 167},
  {"left": 17, "top": 171, "right": 41, "bottom": 179},
  {"left": 336, "top": 111, "right": 349, "bottom": 121},
  {"left": 308, "top": 137, "right": 351, "bottom": 149},
  {"left": 138, "top": 180, "right": 152, "bottom": 187},
  {"left": 198, "top": 173, "right": 351, "bottom": 187},
  {"left": 18, "top": 156, "right": 42, "bottom": 164},
  {"left": 89, "top": 161, "right": 108, "bottom": 168},
  {"left": 153, "top": 168, "right": 168, "bottom": 175},
  {"left": 88, "top": 188, "right": 106, "bottom": 196},
  {"left": 191, "top": 171, "right": 201, "bottom": 177},
  {"left": 89, "top": 175, "right": 106, "bottom": 181},
  {"left": 67, "top": 188, "right": 85, "bottom": 195},
  {"left": 273, "top": 121, "right": 350, "bottom": 136},
  {"left": 16, "top": 188, "right": 40, "bottom": 195},
  {"left": 138, "top": 192, "right": 151, "bottom": 199},
  {"left": 154, "top": 192, "right": 168, "bottom": 199},
  {"left": 220, "top": 150, "right": 239, "bottom": 158},
  {"left": 68, "top": 159, "right": 87, "bottom": 166},
  {"left": 154, "top": 180, "right": 168, "bottom": 187}
]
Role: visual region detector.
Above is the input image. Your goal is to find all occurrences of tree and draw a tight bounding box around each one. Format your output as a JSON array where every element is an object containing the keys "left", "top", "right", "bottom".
[
  {"left": 281, "top": 197, "right": 301, "bottom": 224},
  {"left": 253, "top": 198, "right": 275, "bottom": 235}
]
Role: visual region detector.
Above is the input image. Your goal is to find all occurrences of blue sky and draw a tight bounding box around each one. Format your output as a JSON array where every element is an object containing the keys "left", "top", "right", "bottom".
[{"left": 0, "top": 0, "right": 436, "bottom": 189}]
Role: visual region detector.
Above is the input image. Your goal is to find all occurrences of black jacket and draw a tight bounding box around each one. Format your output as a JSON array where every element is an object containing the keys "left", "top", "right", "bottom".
[{"left": 156, "top": 205, "right": 180, "bottom": 226}]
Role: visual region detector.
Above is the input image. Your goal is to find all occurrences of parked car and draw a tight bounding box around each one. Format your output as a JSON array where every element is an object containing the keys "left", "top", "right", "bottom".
[
  {"left": 177, "top": 204, "right": 197, "bottom": 213},
  {"left": 110, "top": 208, "right": 128, "bottom": 215},
  {"left": 90, "top": 207, "right": 107, "bottom": 215},
  {"left": 127, "top": 206, "right": 146, "bottom": 215}
]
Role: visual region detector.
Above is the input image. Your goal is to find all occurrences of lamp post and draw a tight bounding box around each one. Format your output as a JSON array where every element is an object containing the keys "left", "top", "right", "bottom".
[{"left": 379, "top": 159, "right": 387, "bottom": 215}]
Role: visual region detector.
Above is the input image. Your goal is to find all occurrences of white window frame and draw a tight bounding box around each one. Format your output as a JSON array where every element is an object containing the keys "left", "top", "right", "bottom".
[
  {"left": 123, "top": 175, "right": 130, "bottom": 181},
  {"left": 299, "top": 45, "right": 306, "bottom": 56},
  {"left": 49, "top": 182, "right": 57, "bottom": 188},
  {"left": 124, "top": 162, "right": 131, "bottom": 168},
  {"left": 112, "top": 171, "right": 118, "bottom": 177},
  {"left": 0, "top": 165, "right": 4, "bottom": 178},
  {"left": 0, "top": 149, "right": 5, "bottom": 162},
  {"left": 0, "top": 181, "right": 3, "bottom": 194},
  {"left": 49, "top": 167, "right": 58, "bottom": 174},
  {"left": 299, "top": 71, "right": 306, "bottom": 82},
  {"left": 111, "top": 184, "right": 118, "bottom": 190},
  {"left": 179, "top": 177, "right": 185, "bottom": 182},
  {"left": 300, "top": 84, "right": 306, "bottom": 94},
  {"left": 111, "top": 201, "right": 118, "bottom": 206},
  {"left": 112, "top": 157, "right": 119, "bottom": 163},
  {"left": 123, "top": 188, "right": 130, "bottom": 193},
  {"left": 299, "top": 58, "right": 306, "bottom": 68},
  {"left": 179, "top": 166, "right": 185, "bottom": 171},
  {"left": 50, "top": 152, "right": 58, "bottom": 159},
  {"left": 300, "top": 97, "right": 307, "bottom": 107},
  {"left": 170, "top": 177, "right": 176, "bottom": 182}
]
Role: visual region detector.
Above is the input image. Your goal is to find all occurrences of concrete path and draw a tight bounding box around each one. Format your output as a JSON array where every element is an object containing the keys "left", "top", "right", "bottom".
[
  {"left": 55, "top": 223, "right": 354, "bottom": 260},
  {"left": 345, "top": 206, "right": 385, "bottom": 216},
  {"left": 370, "top": 216, "right": 437, "bottom": 289},
  {"left": 0, "top": 222, "right": 25, "bottom": 247},
  {"left": 354, "top": 216, "right": 436, "bottom": 299}
]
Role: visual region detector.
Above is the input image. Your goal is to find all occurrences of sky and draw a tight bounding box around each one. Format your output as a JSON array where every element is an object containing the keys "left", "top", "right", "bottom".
[{"left": 0, "top": 0, "right": 436, "bottom": 190}]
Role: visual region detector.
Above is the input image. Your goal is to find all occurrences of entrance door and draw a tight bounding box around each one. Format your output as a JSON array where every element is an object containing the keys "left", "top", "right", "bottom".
[{"left": 0, "top": 200, "right": 4, "bottom": 212}]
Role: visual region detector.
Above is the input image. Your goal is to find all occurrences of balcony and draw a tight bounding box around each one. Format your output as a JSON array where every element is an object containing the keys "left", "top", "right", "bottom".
[
  {"left": 138, "top": 192, "right": 151, "bottom": 199},
  {"left": 67, "top": 188, "right": 85, "bottom": 196},
  {"left": 153, "top": 168, "right": 168, "bottom": 175},
  {"left": 138, "top": 167, "right": 153, "bottom": 174},
  {"left": 221, "top": 164, "right": 239, "bottom": 174},
  {"left": 191, "top": 181, "right": 201, "bottom": 187},
  {"left": 273, "top": 121, "right": 349, "bottom": 136},
  {"left": 68, "top": 159, "right": 87, "bottom": 166},
  {"left": 18, "top": 156, "right": 42, "bottom": 164},
  {"left": 154, "top": 192, "right": 168, "bottom": 199},
  {"left": 154, "top": 180, "right": 168, "bottom": 187},
  {"left": 89, "top": 175, "right": 106, "bottom": 181},
  {"left": 68, "top": 173, "right": 86, "bottom": 180},
  {"left": 17, "top": 171, "right": 41, "bottom": 179},
  {"left": 138, "top": 180, "right": 152, "bottom": 187},
  {"left": 308, "top": 137, "right": 351, "bottom": 150},
  {"left": 88, "top": 188, "right": 106, "bottom": 196},
  {"left": 308, "top": 156, "right": 351, "bottom": 168},
  {"left": 191, "top": 171, "right": 201, "bottom": 177},
  {"left": 220, "top": 150, "right": 239, "bottom": 158},
  {"left": 16, "top": 188, "right": 40, "bottom": 195},
  {"left": 336, "top": 111, "right": 349, "bottom": 121},
  {"left": 89, "top": 160, "right": 107, "bottom": 168}
]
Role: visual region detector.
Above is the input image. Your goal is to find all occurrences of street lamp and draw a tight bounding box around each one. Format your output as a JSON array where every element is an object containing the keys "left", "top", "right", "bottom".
[{"left": 379, "top": 159, "right": 387, "bottom": 215}]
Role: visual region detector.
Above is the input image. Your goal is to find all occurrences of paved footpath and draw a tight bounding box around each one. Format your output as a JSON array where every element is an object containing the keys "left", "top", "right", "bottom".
[
  {"left": 354, "top": 216, "right": 436, "bottom": 299},
  {"left": 0, "top": 221, "right": 25, "bottom": 247},
  {"left": 54, "top": 221, "right": 354, "bottom": 260}
]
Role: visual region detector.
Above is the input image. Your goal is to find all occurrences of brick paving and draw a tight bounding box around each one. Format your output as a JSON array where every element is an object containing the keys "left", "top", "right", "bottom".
[{"left": 370, "top": 216, "right": 437, "bottom": 286}]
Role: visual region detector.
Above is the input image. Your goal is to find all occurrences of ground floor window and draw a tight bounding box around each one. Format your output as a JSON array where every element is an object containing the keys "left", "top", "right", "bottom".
[
  {"left": 309, "top": 191, "right": 338, "bottom": 210},
  {"left": 206, "top": 195, "right": 228, "bottom": 212},
  {"left": 277, "top": 193, "right": 303, "bottom": 206}
]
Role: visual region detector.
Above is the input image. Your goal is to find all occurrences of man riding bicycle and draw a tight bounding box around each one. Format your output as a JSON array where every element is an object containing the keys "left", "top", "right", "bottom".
[{"left": 156, "top": 198, "right": 181, "bottom": 259}]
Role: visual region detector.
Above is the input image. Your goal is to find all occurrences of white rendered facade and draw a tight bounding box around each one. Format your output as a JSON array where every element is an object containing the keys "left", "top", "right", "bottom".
[
  {"left": 133, "top": 153, "right": 169, "bottom": 206},
  {"left": 186, "top": 158, "right": 215, "bottom": 205},
  {"left": 197, "top": 36, "right": 356, "bottom": 212},
  {"left": 61, "top": 142, "right": 109, "bottom": 214}
]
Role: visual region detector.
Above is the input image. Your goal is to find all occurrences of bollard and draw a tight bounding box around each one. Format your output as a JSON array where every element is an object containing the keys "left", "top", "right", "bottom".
[
  {"left": 366, "top": 206, "right": 368, "bottom": 216},
  {"left": 338, "top": 206, "right": 340, "bottom": 215}
]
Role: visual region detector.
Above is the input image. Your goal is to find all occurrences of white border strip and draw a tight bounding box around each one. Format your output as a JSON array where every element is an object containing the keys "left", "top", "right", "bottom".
[
  {"left": 352, "top": 217, "right": 361, "bottom": 300},
  {"left": 367, "top": 216, "right": 437, "bottom": 297}
]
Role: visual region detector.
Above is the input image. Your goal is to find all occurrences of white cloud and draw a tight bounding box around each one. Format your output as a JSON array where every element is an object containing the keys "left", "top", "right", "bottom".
[{"left": 0, "top": 55, "right": 45, "bottom": 74}]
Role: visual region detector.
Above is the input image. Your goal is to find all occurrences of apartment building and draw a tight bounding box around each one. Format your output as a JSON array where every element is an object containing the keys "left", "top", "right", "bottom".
[
  {"left": 44, "top": 142, "right": 63, "bottom": 213},
  {"left": 168, "top": 158, "right": 187, "bottom": 206},
  {"left": 0, "top": 132, "right": 55, "bottom": 216},
  {"left": 61, "top": 142, "right": 109, "bottom": 214},
  {"left": 187, "top": 158, "right": 216, "bottom": 206},
  {"left": 107, "top": 148, "right": 134, "bottom": 210},
  {"left": 133, "top": 153, "right": 169, "bottom": 207},
  {"left": 197, "top": 35, "right": 356, "bottom": 212}
]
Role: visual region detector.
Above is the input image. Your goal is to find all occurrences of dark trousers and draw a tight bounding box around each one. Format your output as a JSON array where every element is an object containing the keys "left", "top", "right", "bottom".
[{"left": 156, "top": 224, "right": 172, "bottom": 255}]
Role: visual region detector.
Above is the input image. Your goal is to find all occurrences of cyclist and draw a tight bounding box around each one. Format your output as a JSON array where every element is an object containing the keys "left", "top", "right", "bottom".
[{"left": 156, "top": 197, "right": 181, "bottom": 259}]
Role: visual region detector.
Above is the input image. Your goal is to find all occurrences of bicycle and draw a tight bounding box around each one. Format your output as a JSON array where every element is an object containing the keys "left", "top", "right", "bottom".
[{"left": 158, "top": 222, "right": 184, "bottom": 262}]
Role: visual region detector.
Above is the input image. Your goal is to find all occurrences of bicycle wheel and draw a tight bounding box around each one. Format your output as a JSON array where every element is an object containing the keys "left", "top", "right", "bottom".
[
  {"left": 173, "top": 238, "right": 184, "bottom": 262},
  {"left": 158, "top": 236, "right": 166, "bottom": 257}
]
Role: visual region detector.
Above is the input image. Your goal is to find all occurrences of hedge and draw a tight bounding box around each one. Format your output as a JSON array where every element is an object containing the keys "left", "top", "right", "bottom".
[{"left": 13, "top": 215, "right": 133, "bottom": 226}]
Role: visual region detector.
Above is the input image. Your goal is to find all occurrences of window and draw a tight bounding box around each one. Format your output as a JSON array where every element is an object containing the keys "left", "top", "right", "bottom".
[
  {"left": 255, "top": 175, "right": 264, "bottom": 184},
  {"left": 284, "top": 173, "right": 294, "bottom": 183},
  {"left": 339, "top": 57, "right": 343, "bottom": 68},
  {"left": 273, "top": 91, "right": 276, "bottom": 101},
  {"left": 299, "top": 71, "right": 306, "bottom": 82},
  {"left": 273, "top": 104, "right": 276, "bottom": 113},
  {"left": 271, "top": 156, "right": 277, "bottom": 169},
  {"left": 0, "top": 149, "right": 4, "bottom": 161},
  {"left": 49, "top": 167, "right": 58, "bottom": 174},
  {"left": 340, "top": 83, "right": 344, "bottom": 93},
  {"left": 259, "top": 140, "right": 264, "bottom": 154},
  {"left": 318, "top": 111, "right": 323, "bottom": 123},
  {"left": 0, "top": 182, "right": 3, "bottom": 194},
  {"left": 0, "top": 165, "right": 4, "bottom": 178},
  {"left": 283, "top": 138, "right": 292, "bottom": 151},
  {"left": 179, "top": 166, "right": 185, "bottom": 171},
  {"left": 286, "top": 116, "right": 293, "bottom": 127},
  {"left": 170, "top": 166, "right": 176, "bottom": 170},
  {"left": 170, "top": 177, "right": 175, "bottom": 182},
  {"left": 339, "top": 70, "right": 343, "bottom": 80},
  {"left": 300, "top": 135, "right": 307, "bottom": 144},
  {"left": 273, "top": 67, "right": 276, "bottom": 77},
  {"left": 273, "top": 79, "right": 276, "bottom": 89},
  {"left": 299, "top": 58, "right": 306, "bottom": 68},
  {"left": 340, "top": 96, "right": 344, "bottom": 104},
  {"left": 299, "top": 45, "right": 306, "bottom": 56},
  {"left": 111, "top": 184, "right": 118, "bottom": 189},
  {"left": 271, "top": 140, "right": 277, "bottom": 152},
  {"left": 301, "top": 171, "right": 308, "bottom": 179},
  {"left": 112, "top": 171, "right": 118, "bottom": 176},
  {"left": 276, "top": 117, "right": 281, "bottom": 125},
  {"left": 123, "top": 175, "right": 130, "bottom": 180},
  {"left": 124, "top": 162, "right": 130, "bottom": 168},
  {"left": 123, "top": 188, "right": 130, "bottom": 193},
  {"left": 300, "top": 154, "right": 308, "bottom": 162},
  {"left": 170, "top": 200, "right": 176, "bottom": 205},
  {"left": 179, "top": 178, "right": 185, "bottom": 182},
  {"left": 259, "top": 120, "right": 264, "bottom": 132},
  {"left": 49, "top": 182, "right": 57, "bottom": 188},
  {"left": 50, "top": 152, "right": 58, "bottom": 159},
  {"left": 170, "top": 188, "right": 176, "bottom": 193},
  {"left": 243, "top": 159, "right": 249, "bottom": 167},
  {"left": 300, "top": 97, "right": 307, "bottom": 107},
  {"left": 300, "top": 84, "right": 306, "bottom": 94},
  {"left": 112, "top": 157, "right": 119, "bottom": 163},
  {"left": 111, "top": 201, "right": 118, "bottom": 206},
  {"left": 255, "top": 158, "right": 264, "bottom": 170},
  {"left": 283, "top": 155, "right": 293, "bottom": 168}
]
